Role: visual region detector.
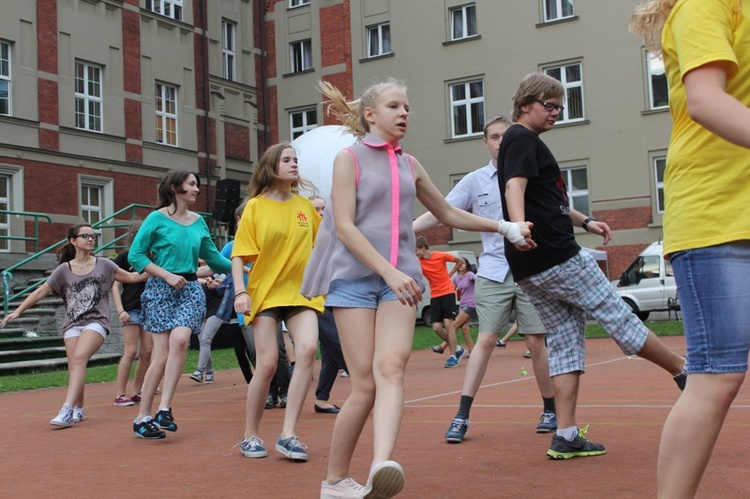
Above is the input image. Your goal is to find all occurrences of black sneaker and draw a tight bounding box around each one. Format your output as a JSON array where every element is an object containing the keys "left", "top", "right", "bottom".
[
  {"left": 278, "top": 396, "right": 287, "bottom": 409},
  {"left": 547, "top": 426, "right": 606, "bottom": 459},
  {"left": 673, "top": 370, "right": 687, "bottom": 391},
  {"left": 133, "top": 418, "right": 166, "bottom": 439},
  {"left": 154, "top": 408, "right": 177, "bottom": 432},
  {"left": 265, "top": 393, "right": 278, "bottom": 409}
]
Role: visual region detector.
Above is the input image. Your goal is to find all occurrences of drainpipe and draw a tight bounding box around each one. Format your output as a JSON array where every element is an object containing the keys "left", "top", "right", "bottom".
[
  {"left": 200, "top": 0, "right": 212, "bottom": 213},
  {"left": 258, "top": 0, "right": 270, "bottom": 151}
]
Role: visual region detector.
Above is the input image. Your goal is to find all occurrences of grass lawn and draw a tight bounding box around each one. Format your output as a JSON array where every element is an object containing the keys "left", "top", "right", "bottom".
[{"left": 0, "top": 321, "right": 684, "bottom": 394}]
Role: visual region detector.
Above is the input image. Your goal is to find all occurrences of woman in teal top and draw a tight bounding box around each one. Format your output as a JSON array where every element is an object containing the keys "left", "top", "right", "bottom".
[{"left": 128, "top": 169, "right": 232, "bottom": 440}]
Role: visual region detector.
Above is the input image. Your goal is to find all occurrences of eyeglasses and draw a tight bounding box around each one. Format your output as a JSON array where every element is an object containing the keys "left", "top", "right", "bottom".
[
  {"left": 76, "top": 233, "right": 97, "bottom": 240},
  {"left": 536, "top": 99, "right": 565, "bottom": 114}
]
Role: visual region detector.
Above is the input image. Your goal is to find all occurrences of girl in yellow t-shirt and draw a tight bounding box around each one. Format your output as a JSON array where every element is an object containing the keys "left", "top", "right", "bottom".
[
  {"left": 632, "top": 1, "right": 750, "bottom": 497},
  {"left": 231, "top": 143, "right": 324, "bottom": 462}
]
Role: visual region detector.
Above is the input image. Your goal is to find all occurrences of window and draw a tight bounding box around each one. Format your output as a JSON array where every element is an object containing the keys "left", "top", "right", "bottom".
[
  {"left": 155, "top": 82, "right": 178, "bottom": 146},
  {"left": 289, "top": 0, "right": 310, "bottom": 7},
  {"left": 544, "top": 63, "right": 583, "bottom": 122},
  {"left": 0, "top": 175, "right": 10, "bottom": 252},
  {"left": 75, "top": 62, "right": 103, "bottom": 132},
  {"left": 0, "top": 41, "right": 11, "bottom": 116},
  {"left": 222, "top": 19, "right": 236, "bottom": 81},
  {"left": 449, "top": 80, "right": 484, "bottom": 138},
  {"left": 366, "top": 23, "right": 391, "bottom": 58},
  {"left": 80, "top": 176, "right": 113, "bottom": 243},
  {"left": 654, "top": 156, "right": 666, "bottom": 213},
  {"left": 562, "top": 166, "right": 589, "bottom": 214},
  {"left": 290, "top": 108, "right": 317, "bottom": 140},
  {"left": 450, "top": 4, "right": 477, "bottom": 40},
  {"left": 647, "top": 51, "right": 668, "bottom": 110},
  {"left": 543, "top": 0, "right": 574, "bottom": 22},
  {"left": 290, "top": 39, "right": 312, "bottom": 73},
  {"left": 145, "top": 0, "right": 183, "bottom": 21}
]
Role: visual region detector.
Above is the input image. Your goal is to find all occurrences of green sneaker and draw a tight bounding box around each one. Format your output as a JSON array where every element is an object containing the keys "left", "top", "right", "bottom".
[{"left": 547, "top": 425, "right": 606, "bottom": 459}]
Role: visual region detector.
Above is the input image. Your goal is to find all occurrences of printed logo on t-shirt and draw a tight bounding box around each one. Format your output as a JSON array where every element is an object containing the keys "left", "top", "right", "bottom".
[{"left": 296, "top": 211, "right": 310, "bottom": 227}]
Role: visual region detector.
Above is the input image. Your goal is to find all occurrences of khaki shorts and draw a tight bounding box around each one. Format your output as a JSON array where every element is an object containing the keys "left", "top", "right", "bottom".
[{"left": 474, "top": 275, "right": 544, "bottom": 335}]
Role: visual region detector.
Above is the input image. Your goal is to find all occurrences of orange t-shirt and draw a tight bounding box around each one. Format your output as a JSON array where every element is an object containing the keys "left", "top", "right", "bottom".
[{"left": 419, "top": 251, "right": 457, "bottom": 298}]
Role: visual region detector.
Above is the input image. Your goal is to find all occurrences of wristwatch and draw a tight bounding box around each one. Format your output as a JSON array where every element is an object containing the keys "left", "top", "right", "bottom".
[{"left": 582, "top": 217, "right": 596, "bottom": 232}]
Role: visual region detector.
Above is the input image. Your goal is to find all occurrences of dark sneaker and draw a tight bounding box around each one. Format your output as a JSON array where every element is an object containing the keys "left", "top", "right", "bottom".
[
  {"left": 204, "top": 371, "right": 214, "bottom": 384},
  {"left": 275, "top": 435, "right": 308, "bottom": 461},
  {"left": 523, "top": 350, "right": 532, "bottom": 358},
  {"left": 154, "top": 408, "right": 177, "bottom": 432},
  {"left": 278, "top": 396, "right": 287, "bottom": 409},
  {"left": 674, "top": 370, "right": 687, "bottom": 391},
  {"left": 363, "top": 460, "right": 405, "bottom": 499},
  {"left": 455, "top": 346, "right": 466, "bottom": 365},
  {"left": 114, "top": 395, "right": 134, "bottom": 407},
  {"left": 536, "top": 411, "right": 557, "bottom": 433},
  {"left": 131, "top": 393, "right": 142, "bottom": 404},
  {"left": 265, "top": 393, "right": 278, "bottom": 409},
  {"left": 495, "top": 339, "right": 507, "bottom": 348},
  {"left": 444, "top": 355, "right": 459, "bottom": 368},
  {"left": 240, "top": 436, "right": 268, "bottom": 458},
  {"left": 133, "top": 417, "right": 166, "bottom": 440},
  {"left": 189, "top": 370, "right": 203, "bottom": 383},
  {"left": 547, "top": 426, "right": 606, "bottom": 459},
  {"left": 445, "top": 417, "right": 470, "bottom": 443},
  {"left": 430, "top": 345, "right": 445, "bottom": 354}
]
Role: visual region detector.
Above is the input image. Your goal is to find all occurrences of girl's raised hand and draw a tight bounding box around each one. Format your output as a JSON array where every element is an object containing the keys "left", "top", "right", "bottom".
[{"left": 382, "top": 267, "right": 423, "bottom": 307}]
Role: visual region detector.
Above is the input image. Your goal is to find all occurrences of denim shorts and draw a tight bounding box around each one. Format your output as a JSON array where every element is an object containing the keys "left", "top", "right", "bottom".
[
  {"left": 122, "top": 309, "right": 141, "bottom": 326},
  {"left": 325, "top": 275, "right": 400, "bottom": 309},
  {"left": 671, "top": 242, "right": 750, "bottom": 374}
]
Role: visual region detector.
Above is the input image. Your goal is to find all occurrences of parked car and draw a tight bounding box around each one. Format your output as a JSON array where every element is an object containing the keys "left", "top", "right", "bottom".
[
  {"left": 415, "top": 250, "right": 478, "bottom": 325},
  {"left": 611, "top": 242, "right": 677, "bottom": 321}
]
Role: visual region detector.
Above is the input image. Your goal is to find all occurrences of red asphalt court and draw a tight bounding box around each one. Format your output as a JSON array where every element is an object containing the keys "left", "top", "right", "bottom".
[{"left": 1, "top": 336, "right": 748, "bottom": 498}]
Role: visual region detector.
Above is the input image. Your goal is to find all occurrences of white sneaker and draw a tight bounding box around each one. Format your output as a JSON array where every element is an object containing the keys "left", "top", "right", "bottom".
[
  {"left": 320, "top": 476, "right": 364, "bottom": 498},
  {"left": 50, "top": 403, "right": 74, "bottom": 428},
  {"left": 72, "top": 406, "right": 85, "bottom": 423},
  {"left": 363, "top": 461, "right": 404, "bottom": 498}
]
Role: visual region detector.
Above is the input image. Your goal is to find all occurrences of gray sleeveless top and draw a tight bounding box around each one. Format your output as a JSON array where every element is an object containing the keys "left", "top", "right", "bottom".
[{"left": 301, "top": 133, "right": 425, "bottom": 297}]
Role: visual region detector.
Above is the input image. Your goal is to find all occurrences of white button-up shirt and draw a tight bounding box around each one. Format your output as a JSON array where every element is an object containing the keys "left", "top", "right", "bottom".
[{"left": 445, "top": 161, "right": 510, "bottom": 283}]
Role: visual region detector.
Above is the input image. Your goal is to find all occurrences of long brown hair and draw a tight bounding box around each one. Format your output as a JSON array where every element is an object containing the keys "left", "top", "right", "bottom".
[
  {"left": 247, "top": 143, "right": 315, "bottom": 198},
  {"left": 156, "top": 170, "right": 200, "bottom": 213},
  {"left": 56, "top": 224, "right": 93, "bottom": 264}
]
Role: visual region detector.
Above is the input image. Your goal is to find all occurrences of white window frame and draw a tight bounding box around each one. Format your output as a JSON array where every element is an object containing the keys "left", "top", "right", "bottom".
[
  {"left": 0, "top": 174, "right": 11, "bottom": 252},
  {"left": 562, "top": 166, "right": 589, "bottom": 215},
  {"left": 75, "top": 61, "right": 103, "bottom": 132},
  {"left": 290, "top": 39, "right": 313, "bottom": 73},
  {"left": 0, "top": 165, "right": 24, "bottom": 252},
  {"left": 222, "top": 19, "right": 236, "bottom": 81},
  {"left": 366, "top": 23, "right": 391, "bottom": 58},
  {"left": 647, "top": 51, "right": 669, "bottom": 110},
  {"left": 654, "top": 156, "right": 666, "bottom": 213},
  {"left": 79, "top": 176, "right": 113, "bottom": 246},
  {"left": 289, "top": 0, "right": 310, "bottom": 7},
  {"left": 289, "top": 108, "right": 318, "bottom": 140},
  {"left": 0, "top": 40, "right": 11, "bottom": 116},
  {"left": 449, "top": 80, "right": 485, "bottom": 138},
  {"left": 155, "top": 82, "right": 178, "bottom": 147},
  {"left": 450, "top": 4, "right": 477, "bottom": 41},
  {"left": 146, "top": 0, "right": 183, "bottom": 21},
  {"left": 543, "top": 0, "right": 574, "bottom": 22},
  {"left": 543, "top": 62, "right": 584, "bottom": 123}
]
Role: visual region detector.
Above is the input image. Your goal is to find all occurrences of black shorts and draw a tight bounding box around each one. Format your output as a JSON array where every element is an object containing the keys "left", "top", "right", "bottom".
[{"left": 430, "top": 293, "right": 457, "bottom": 324}]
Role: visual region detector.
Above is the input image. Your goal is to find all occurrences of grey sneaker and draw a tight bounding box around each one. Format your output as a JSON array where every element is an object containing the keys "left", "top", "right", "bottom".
[
  {"left": 445, "top": 417, "right": 470, "bottom": 443},
  {"left": 276, "top": 435, "right": 308, "bottom": 461},
  {"left": 547, "top": 425, "right": 606, "bottom": 459},
  {"left": 204, "top": 371, "right": 214, "bottom": 384},
  {"left": 240, "top": 436, "right": 268, "bottom": 458},
  {"left": 50, "top": 403, "right": 74, "bottom": 428}
]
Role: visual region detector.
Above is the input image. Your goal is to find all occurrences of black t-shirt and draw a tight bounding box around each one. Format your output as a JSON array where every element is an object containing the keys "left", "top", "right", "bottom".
[
  {"left": 498, "top": 124, "right": 580, "bottom": 280},
  {"left": 113, "top": 250, "right": 146, "bottom": 311}
]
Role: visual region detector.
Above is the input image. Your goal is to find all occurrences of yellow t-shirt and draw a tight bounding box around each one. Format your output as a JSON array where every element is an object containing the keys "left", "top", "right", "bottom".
[
  {"left": 661, "top": 0, "right": 750, "bottom": 257},
  {"left": 231, "top": 194, "right": 324, "bottom": 321}
]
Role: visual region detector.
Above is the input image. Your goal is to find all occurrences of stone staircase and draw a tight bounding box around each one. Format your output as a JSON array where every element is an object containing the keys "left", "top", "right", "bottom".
[{"left": 0, "top": 263, "right": 121, "bottom": 375}]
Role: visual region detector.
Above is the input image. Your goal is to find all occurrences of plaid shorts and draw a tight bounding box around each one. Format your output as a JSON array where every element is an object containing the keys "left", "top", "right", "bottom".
[{"left": 517, "top": 249, "right": 648, "bottom": 376}]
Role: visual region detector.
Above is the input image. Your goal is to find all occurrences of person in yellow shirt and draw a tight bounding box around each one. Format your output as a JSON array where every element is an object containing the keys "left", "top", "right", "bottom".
[
  {"left": 231, "top": 143, "right": 324, "bottom": 462},
  {"left": 632, "top": 1, "right": 750, "bottom": 497}
]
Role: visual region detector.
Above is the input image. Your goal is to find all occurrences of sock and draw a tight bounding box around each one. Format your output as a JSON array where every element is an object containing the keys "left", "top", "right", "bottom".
[
  {"left": 456, "top": 395, "right": 474, "bottom": 420},
  {"left": 543, "top": 396, "right": 556, "bottom": 414},
  {"left": 557, "top": 425, "right": 578, "bottom": 441},
  {"left": 158, "top": 407, "right": 170, "bottom": 413}
]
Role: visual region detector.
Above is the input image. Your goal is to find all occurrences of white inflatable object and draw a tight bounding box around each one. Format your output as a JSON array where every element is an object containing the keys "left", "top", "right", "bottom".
[{"left": 290, "top": 125, "right": 357, "bottom": 200}]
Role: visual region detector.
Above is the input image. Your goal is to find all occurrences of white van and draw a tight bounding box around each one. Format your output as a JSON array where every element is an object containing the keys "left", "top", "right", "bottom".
[
  {"left": 611, "top": 241, "right": 677, "bottom": 321},
  {"left": 415, "top": 250, "right": 478, "bottom": 325}
]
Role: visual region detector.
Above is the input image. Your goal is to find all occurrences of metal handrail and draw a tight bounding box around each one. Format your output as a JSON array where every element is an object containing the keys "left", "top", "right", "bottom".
[
  {"left": 2, "top": 204, "right": 223, "bottom": 315},
  {"left": 0, "top": 210, "right": 53, "bottom": 253}
]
